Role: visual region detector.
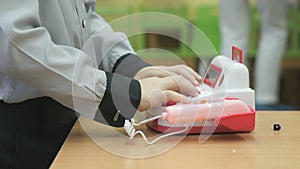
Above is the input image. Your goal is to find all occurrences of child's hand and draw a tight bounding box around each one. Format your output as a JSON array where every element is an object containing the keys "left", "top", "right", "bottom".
[
  {"left": 134, "top": 65, "right": 202, "bottom": 86},
  {"left": 137, "top": 75, "right": 198, "bottom": 111}
]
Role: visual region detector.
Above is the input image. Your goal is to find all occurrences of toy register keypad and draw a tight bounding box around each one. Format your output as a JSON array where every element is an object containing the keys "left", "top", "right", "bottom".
[
  {"left": 196, "top": 86, "right": 203, "bottom": 94},
  {"left": 196, "top": 86, "right": 209, "bottom": 94}
]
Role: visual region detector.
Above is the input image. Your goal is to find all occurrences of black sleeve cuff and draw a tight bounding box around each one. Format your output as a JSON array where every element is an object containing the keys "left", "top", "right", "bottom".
[
  {"left": 94, "top": 72, "right": 141, "bottom": 127},
  {"left": 112, "top": 53, "right": 150, "bottom": 78}
]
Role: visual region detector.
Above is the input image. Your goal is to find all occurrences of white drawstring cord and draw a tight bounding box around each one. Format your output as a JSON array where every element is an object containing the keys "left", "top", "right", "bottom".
[{"left": 124, "top": 115, "right": 189, "bottom": 145}]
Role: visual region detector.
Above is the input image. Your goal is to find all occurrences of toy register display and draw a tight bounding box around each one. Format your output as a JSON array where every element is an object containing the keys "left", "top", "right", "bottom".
[{"left": 146, "top": 53, "right": 256, "bottom": 134}]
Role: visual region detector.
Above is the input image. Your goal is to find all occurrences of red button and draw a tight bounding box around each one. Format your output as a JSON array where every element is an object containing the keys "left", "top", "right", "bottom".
[
  {"left": 166, "top": 101, "right": 177, "bottom": 106},
  {"left": 225, "top": 97, "right": 239, "bottom": 100}
]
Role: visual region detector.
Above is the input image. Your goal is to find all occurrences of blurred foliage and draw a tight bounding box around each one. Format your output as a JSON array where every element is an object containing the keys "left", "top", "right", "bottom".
[{"left": 95, "top": 0, "right": 300, "bottom": 58}]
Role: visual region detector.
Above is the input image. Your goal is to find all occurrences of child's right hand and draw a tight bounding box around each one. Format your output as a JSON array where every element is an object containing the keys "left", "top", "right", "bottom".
[{"left": 137, "top": 75, "right": 198, "bottom": 111}]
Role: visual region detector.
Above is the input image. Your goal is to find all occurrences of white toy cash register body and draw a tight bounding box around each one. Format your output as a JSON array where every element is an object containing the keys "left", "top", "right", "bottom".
[{"left": 193, "top": 54, "right": 255, "bottom": 107}]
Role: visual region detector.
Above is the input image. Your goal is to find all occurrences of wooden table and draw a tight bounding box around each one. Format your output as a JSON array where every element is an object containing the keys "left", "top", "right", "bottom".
[{"left": 51, "top": 111, "right": 300, "bottom": 169}]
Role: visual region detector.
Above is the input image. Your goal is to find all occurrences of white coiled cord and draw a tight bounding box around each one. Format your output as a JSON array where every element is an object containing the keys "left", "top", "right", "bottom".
[{"left": 124, "top": 115, "right": 189, "bottom": 145}]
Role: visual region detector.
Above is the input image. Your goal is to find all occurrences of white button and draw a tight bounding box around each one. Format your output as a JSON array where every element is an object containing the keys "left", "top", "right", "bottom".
[
  {"left": 82, "top": 19, "right": 87, "bottom": 28},
  {"left": 113, "top": 110, "right": 120, "bottom": 121}
]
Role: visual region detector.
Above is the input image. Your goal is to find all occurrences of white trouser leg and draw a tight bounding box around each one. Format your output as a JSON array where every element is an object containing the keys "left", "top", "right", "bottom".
[
  {"left": 255, "top": 0, "right": 288, "bottom": 104},
  {"left": 219, "top": 0, "right": 250, "bottom": 66}
]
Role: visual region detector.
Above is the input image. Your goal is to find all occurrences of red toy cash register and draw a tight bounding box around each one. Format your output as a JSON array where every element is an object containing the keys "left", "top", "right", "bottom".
[
  {"left": 124, "top": 47, "right": 256, "bottom": 144},
  {"left": 146, "top": 47, "right": 255, "bottom": 134}
]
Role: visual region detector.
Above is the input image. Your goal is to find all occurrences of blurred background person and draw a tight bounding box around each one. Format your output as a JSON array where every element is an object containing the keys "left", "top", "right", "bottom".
[{"left": 219, "top": 0, "right": 288, "bottom": 110}]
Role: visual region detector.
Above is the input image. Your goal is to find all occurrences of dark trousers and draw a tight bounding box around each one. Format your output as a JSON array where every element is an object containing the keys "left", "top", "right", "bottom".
[{"left": 0, "top": 97, "right": 77, "bottom": 169}]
